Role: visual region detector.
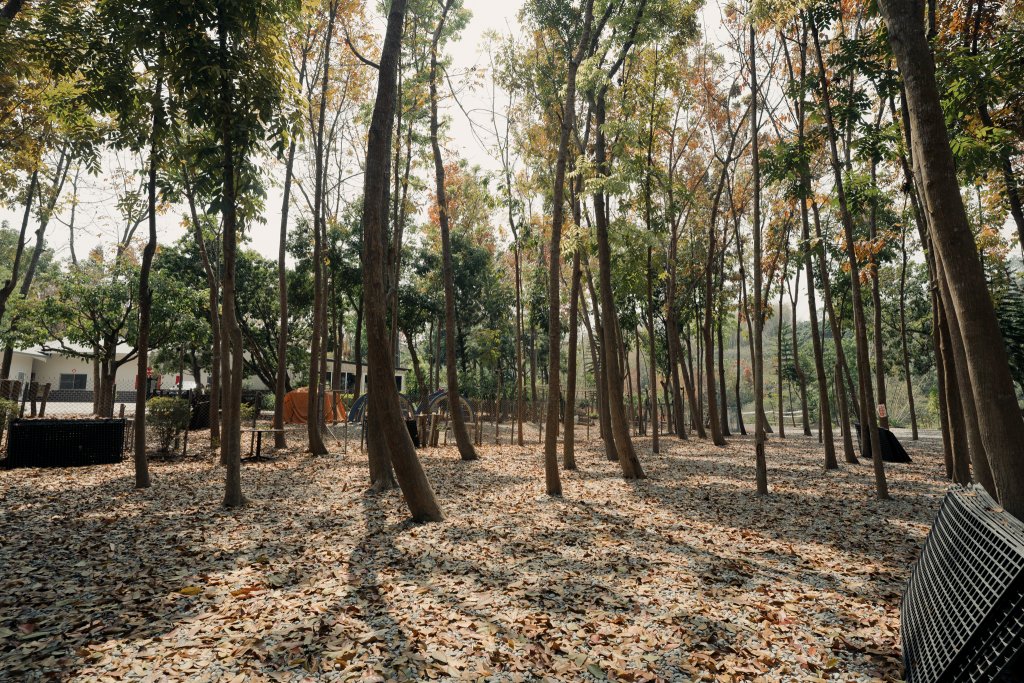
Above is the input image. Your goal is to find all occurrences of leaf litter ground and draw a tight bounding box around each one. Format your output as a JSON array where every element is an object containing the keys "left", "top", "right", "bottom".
[{"left": 0, "top": 429, "right": 949, "bottom": 682}]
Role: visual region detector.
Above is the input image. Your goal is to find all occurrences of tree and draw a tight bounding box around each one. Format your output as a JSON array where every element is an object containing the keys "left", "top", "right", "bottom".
[
  {"left": 878, "top": 0, "right": 1024, "bottom": 517},
  {"left": 361, "top": 0, "right": 442, "bottom": 522},
  {"left": 428, "top": 0, "right": 478, "bottom": 463}
]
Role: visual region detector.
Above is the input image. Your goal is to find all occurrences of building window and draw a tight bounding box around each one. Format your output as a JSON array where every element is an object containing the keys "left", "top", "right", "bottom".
[
  {"left": 59, "top": 374, "right": 87, "bottom": 390},
  {"left": 395, "top": 375, "right": 403, "bottom": 391}
]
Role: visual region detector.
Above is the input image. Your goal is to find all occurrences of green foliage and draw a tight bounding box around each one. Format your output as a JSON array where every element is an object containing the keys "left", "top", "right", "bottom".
[
  {"left": 147, "top": 396, "right": 190, "bottom": 452},
  {"left": 0, "top": 398, "right": 20, "bottom": 424}
]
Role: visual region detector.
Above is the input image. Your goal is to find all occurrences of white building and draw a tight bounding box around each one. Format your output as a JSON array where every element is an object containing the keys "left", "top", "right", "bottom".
[{"left": 6, "top": 346, "right": 408, "bottom": 405}]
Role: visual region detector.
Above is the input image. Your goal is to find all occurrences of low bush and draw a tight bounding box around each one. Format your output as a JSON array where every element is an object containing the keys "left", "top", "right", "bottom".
[{"left": 147, "top": 397, "right": 190, "bottom": 452}]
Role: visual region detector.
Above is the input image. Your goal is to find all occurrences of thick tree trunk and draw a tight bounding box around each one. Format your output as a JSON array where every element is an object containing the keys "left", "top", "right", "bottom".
[
  {"left": 880, "top": 6, "right": 1024, "bottom": 511},
  {"left": 592, "top": 94, "right": 644, "bottom": 479},
  {"left": 362, "top": 0, "right": 440, "bottom": 520}
]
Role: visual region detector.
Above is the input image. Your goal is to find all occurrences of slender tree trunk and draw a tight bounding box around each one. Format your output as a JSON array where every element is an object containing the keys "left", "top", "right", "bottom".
[
  {"left": 811, "top": 202, "right": 857, "bottom": 463},
  {"left": 405, "top": 329, "right": 429, "bottom": 411},
  {"left": 543, "top": 0, "right": 592, "bottom": 492},
  {"left": 788, "top": 21, "right": 836, "bottom": 465},
  {"left": 734, "top": 310, "right": 746, "bottom": 435},
  {"left": 361, "top": 0, "right": 440, "bottom": 520},
  {"left": 0, "top": 171, "right": 36, "bottom": 334},
  {"left": 217, "top": 0, "right": 246, "bottom": 508},
  {"left": 273, "top": 93, "right": 302, "bottom": 449},
  {"left": 586, "top": 261, "right": 619, "bottom": 461},
  {"left": 429, "top": 1, "right": 477, "bottom": 462},
  {"left": 648, "top": 248, "right": 661, "bottom": 451},
  {"left": 564, "top": 248, "right": 582, "bottom": 469},
  {"left": 789, "top": 270, "right": 811, "bottom": 436},
  {"left": 812, "top": 22, "right": 887, "bottom": 497},
  {"left": 306, "top": 0, "right": 339, "bottom": 457},
  {"left": 777, "top": 273, "right": 786, "bottom": 439},
  {"left": 133, "top": 71, "right": 163, "bottom": 490},
  {"left": 751, "top": 23, "right": 768, "bottom": 495},
  {"left": 717, "top": 316, "right": 730, "bottom": 437},
  {"left": 868, "top": 159, "right": 889, "bottom": 429},
  {"left": 353, "top": 300, "right": 363, "bottom": 398},
  {"left": 898, "top": 223, "right": 918, "bottom": 439},
  {"left": 172, "top": 113, "right": 222, "bottom": 449}
]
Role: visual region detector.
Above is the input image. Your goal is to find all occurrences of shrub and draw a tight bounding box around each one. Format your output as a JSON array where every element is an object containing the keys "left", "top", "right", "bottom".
[
  {"left": 147, "top": 397, "right": 190, "bottom": 452},
  {"left": 0, "top": 398, "right": 20, "bottom": 424}
]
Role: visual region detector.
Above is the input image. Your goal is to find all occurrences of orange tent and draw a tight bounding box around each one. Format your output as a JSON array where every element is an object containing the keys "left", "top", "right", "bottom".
[{"left": 282, "top": 388, "right": 347, "bottom": 424}]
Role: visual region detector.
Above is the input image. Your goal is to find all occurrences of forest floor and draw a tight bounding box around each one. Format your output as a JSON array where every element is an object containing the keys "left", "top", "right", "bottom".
[{"left": 0, "top": 427, "right": 949, "bottom": 682}]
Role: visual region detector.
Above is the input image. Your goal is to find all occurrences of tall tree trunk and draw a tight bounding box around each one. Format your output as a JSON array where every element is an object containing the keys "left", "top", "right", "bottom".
[
  {"left": 666, "top": 236, "right": 689, "bottom": 440},
  {"left": 133, "top": 71, "right": 163, "bottom": 490},
  {"left": 718, "top": 314, "right": 730, "bottom": 437},
  {"left": 789, "top": 269, "right": 811, "bottom": 436},
  {"left": 585, "top": 261, "right": 619, "bottom": 461},
  {"left": 513, "top": 243, "right": 525, "bottom": 446},
  {"left": 789, "top": 21, "right": 836, "bottom": 465},
  {"left": 592, "top": 93, "right": 644, "bottom": 479},
  {"left": 734, "top": 310, "right": 746, "bottom": 435},
  {"left": 648, "top": 248, "right": 661, "bottom": 451},
  {"left": 868, "top": 158, "right": 889, "bottom": 428},
  {"left": 217, "top": 0, "right": 245, "bottom": 508},
  {"left": 702, "top": 150, "right": 736, "bottom": 446},
  {"left": 881, "top": 9, "right": 1024, "bottom": 508},
  {"left": 811, "top": 202, "right": 857, "bottom": 463},
  {"left": 543, "top": 0, "right": 592, "bottom": 492},
  {"left": 429, "top": 0, "right": 477, "bottom": 462},
  {"left": 273, "top": 72, "right": 303, "bottom": 448},
  {"left": 306, "top": 0, "right": 339, "bottom": 457},
  {"left": 777, "top": 269, "right": 787, "bottom": 439},
  {"left": 564, "top": 248, "right": 582, "bottom": 469},
  {"left": 177, "top": 147, "right": 221, "bottom": 449},
  {"left": 362, "top": 0, "right": 440, "bottom": 520},
  {"left": 812, "top": 21, "right": 887, "bottom": 498},
  {"left": 751, "top": 23, "right": 768, "bottom": 495},
  {"left": 898, "top": 222, "right": 918, "bottom": 439}
]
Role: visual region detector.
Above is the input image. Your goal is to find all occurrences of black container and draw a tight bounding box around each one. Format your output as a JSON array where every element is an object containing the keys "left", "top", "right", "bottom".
[
  {"left": 4, "top": 419, "right": 126, "bottom": 468},
  {"left": 902, "top": 485, "right": 1024, "bottom": 682}
]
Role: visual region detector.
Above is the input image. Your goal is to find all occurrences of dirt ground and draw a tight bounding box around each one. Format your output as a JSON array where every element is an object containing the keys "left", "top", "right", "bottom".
[{"left": 0, "top": 428, "right": 950, "bottom": 682}]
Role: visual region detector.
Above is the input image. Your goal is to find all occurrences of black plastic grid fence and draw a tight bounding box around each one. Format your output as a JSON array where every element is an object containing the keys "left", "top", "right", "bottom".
[{"left": 901, "top": 485, "right": 1024, "bottom": 682}]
